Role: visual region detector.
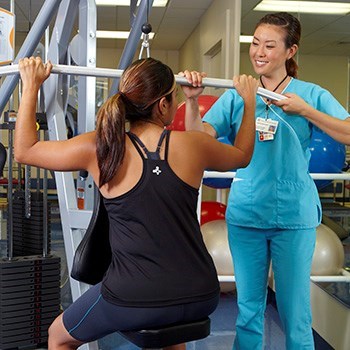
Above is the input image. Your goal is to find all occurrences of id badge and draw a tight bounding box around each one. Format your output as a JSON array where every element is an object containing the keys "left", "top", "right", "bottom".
[{"left": 256, "top": 117, "right": 279, "bottom": 134}]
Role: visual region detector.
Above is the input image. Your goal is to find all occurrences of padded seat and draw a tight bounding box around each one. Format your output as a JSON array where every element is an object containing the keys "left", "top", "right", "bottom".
[{"left": 119, "top": 317, "right": 211, "bottom": 349}]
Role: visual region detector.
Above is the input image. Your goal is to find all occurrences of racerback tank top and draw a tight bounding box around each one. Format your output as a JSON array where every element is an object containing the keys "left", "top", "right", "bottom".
[{"left": 101, "top": 129, "right": 219, "bottom": 307}]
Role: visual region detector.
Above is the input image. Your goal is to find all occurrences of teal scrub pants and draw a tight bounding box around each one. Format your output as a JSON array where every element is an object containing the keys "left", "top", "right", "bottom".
[{"left": 227, "top": 224, "right": 316, "bottom": 350}]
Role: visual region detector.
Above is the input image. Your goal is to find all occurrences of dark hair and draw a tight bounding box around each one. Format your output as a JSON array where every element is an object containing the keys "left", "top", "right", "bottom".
[
  {"left": 256, "top": 12, "right": 301, "bottom": 78},
  {"left": 96, "top": 58, "right": 175, "bottom": 187}
]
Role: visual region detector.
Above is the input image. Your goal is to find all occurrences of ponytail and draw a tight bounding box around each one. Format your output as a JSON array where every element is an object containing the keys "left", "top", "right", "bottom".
[
  {"left": 96, "top": 93, "right": 126, "bottom": 188},
  {"left": 286, "top": 57, "right": 298, "bottom": 78},
  {"left": 95, "top": 58, "right": 176, "bottom": 187}
]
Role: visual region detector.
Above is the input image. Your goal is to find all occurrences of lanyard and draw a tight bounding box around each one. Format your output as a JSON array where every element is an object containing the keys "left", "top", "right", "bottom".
[{"left": 260, "top": 74, "right": 289, "bottom": 117}]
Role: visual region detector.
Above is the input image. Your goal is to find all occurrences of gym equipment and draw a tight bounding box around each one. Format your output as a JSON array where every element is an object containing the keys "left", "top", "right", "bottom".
[
  {"left": 10, "top": 190, "right": 51, "bottom": 257},
  {"left": 168, "top": 95, "right": 218, "bottom": 131},
  {"left": 200, "top": 201, "right": 227, "bottom": 225},
  {"left": 0, "top": 113, "right": 60, "bottom": 349},
  {"left": 119, "top": 317, "right": 210, "bottom": 349},
  {"left": 201, "top": 219, "right": 233, "bottom": 275},
  {"left": 0, "top": 256, "right": 61, "bottom": 349},
  {"left": 76, "top": 170, "right": 88, "bottom": 210},
  {"left": 201, "top": 219, "right": 235, "bottom": 292},
  {"left": 139, "top": 23, "right": 152, "bottom": 59},
  {"left": 322, "top": 214, "right": 349, "bottom": 240},
  {"left": 0, "top": 0, "right": 61, "bottom": 115},
  {"left": 312, "top": 224, "right": 345, "bottom": 275},
  {"left": 203, "top": 136, "right": 235, "bottom": 189},
  {"left": 0, "top": 63, "right": 286, "bottom": 102},
  {"left": 0, "top": 193, "right": 60, "bottom": 350},
  {"left": 309, "top": 128, "right": 346, "bottom": 189},
  {"left": 0, "top": 2, "right": 218, "bottom": 350}
]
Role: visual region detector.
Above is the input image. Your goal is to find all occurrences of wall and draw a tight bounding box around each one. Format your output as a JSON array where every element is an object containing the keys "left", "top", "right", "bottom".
[
  {"left": 299, "top": 54, "right": 348, "bottom": 109},
  {"left": 96, "top": 47, "right": 179, "bottom": 75},
  {"left": 179, "top": 0, "right": 241, "bottom": 79}
]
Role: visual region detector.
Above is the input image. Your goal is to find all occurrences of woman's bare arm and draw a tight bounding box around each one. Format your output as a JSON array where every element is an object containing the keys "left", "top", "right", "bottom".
[{"left": 14, "top": 57, "right": 96, "bottom": 173}]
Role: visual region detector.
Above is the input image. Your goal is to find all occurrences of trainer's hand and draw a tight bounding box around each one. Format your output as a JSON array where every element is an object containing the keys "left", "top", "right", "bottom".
[{"left": 272, "top": 93, "right": 311, "bottom": 116}]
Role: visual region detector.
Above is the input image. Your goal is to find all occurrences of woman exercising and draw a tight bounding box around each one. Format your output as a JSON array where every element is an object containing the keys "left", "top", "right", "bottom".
[{"left": 14, "top": 56, "right": 258, "bottom": 349}]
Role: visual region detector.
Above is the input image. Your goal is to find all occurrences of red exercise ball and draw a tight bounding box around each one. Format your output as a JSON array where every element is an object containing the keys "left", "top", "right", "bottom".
[
  {"left": 168, "top": 95, "right": 219, "bottom": 131},
  {"left": 200, "top": 201, "right": 227, "bottom": 225}
]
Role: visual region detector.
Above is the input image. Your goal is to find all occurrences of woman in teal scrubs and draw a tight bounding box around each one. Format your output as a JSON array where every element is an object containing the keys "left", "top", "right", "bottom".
[{"left": 182, "top": 12, "right": 350, "bottom": 350}]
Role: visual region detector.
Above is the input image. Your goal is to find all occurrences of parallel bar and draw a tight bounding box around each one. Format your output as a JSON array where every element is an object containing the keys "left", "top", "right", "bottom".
[
  {"left": 175, "top": 76, "right": 287, "bottom": 101},
  {"left": 219, "top": 274, "right": 350, "bottom": 283},
  {"left": 204, "top": 171, "right": 350, "bottom": 180},
  {"left": 0, "top": 64, "right": 286, "bottom": 101}
]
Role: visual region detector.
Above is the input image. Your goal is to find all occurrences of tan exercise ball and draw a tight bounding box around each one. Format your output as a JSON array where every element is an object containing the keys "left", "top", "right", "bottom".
[
  {"left": 312, "top": 224, "right": 345, "bottom": 275},
  {"left": 201, "top": 219, "right": 235, "bottom": 292}
]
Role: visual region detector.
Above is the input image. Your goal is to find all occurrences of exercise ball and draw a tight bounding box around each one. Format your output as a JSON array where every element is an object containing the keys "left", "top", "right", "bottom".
[
  {"left": 167, "top": 95, "right": 218, "bottom": 131},
  {"left": 200, "top": 201, "right": 227, "bottom": 225},
  {"left": 309, "top": 129, "right": 346, "bottom": 190},
  {"left": 203, "top": 136, "right": 235, "bottom": 189},
  {"left": 312, "top": 224, "right": 345, "bottom": 275},
  {"left": 201, "top": 219, "right": 235, "bottom": 292},
  {"left": 322, "top": 214, "right": 349, "bottom": 240}
]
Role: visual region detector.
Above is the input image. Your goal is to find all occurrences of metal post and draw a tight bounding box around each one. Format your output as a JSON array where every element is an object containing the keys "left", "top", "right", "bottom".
[
  {"left": 43, "top": 0, "right": 91, "bottom": 301},
  {"left": 7, "top": 128, "right": 13, "bottom": 260},
  {"left": 75, "top": 0, "right": 97, "bottom": 210},
  {"left": 42, "top": 1, "right": 98, "bottom": 349}
]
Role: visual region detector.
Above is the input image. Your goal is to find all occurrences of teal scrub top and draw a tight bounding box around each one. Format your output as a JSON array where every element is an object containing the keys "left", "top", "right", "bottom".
[{"left": 203, "top": 78, "right": 349, "bottom": 229}]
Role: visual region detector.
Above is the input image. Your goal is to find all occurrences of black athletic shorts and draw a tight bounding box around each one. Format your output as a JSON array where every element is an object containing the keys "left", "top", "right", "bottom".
[{"left": 62, "top": 282, "right": 219, "bottom": 342}]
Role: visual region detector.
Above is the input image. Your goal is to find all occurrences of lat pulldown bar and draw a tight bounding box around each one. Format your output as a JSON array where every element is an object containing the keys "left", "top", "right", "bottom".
[{"left": 0, "top": 63, "right": 286, "bottom": 101}]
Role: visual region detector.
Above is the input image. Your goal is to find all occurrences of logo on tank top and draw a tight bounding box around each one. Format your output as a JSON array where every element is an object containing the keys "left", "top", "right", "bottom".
[{"left": 152, "top": 166, "right": 162, "bottom": 175}]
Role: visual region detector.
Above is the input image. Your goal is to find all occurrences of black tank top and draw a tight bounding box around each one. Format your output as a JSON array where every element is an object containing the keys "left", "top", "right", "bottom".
[{"left": 101, "top": 129, "right": 219, "bottom": 307}]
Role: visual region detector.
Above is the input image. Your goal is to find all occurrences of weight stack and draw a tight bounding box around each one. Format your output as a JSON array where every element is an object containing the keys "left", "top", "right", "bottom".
[
  {"left": 9, "top": 190, "right": 51, "bottom": 257},
  {"left": 0, "top": 255, "right": 61, "bottom": 349}
]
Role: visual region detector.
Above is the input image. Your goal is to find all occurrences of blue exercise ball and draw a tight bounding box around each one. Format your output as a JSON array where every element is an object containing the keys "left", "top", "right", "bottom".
[
  {"left": 203, "top": 136, "right": 235, "bottom": 189},
  {"left": 309, "top": 129, "right": 346, "bottom": 190}
]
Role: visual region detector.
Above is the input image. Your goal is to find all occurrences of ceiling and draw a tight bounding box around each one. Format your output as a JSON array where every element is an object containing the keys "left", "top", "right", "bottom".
[{"left": 2, "top": 0, "right": 350, "bottom": 56}]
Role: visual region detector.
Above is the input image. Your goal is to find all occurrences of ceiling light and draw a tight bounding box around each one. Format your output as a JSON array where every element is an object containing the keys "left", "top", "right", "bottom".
[
  {"left": 96, "top": 0, "right": 168, "bottom": 7},
  {"left": 96, "top": 30, "right": 155, "bottom": 39},
  {"left": 254, "top": 1, "right": 350, "bottom": 15},
  {"left": 240, "top": 35, "right": 253, "bottom": 43}
]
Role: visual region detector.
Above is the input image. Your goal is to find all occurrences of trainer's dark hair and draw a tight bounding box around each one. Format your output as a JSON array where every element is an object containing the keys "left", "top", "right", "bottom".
[
  {"left": 256, "top": 12, "right": 301, "bottom": 78},
  {"left": 96, "top": 58, "right": 175, "bottom": 187}
]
